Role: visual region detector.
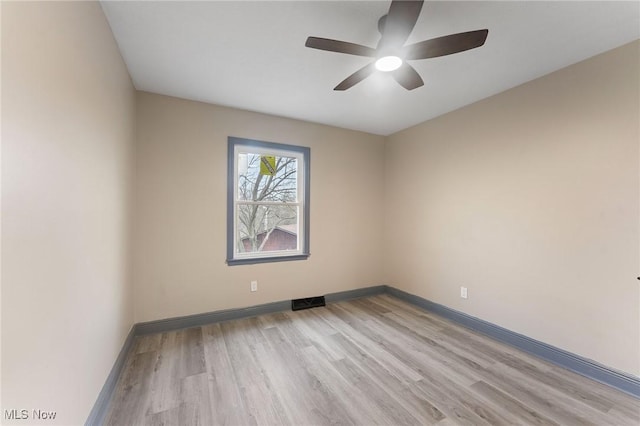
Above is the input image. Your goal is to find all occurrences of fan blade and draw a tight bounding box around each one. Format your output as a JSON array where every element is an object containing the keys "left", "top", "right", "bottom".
[
  {"left": 305, "top": 37, "right": 376, "bottom": 57},
  {"left": 334, "top": 63, "right": 376, "bottom": 91},
  {"left": 378, "top": 0, "right": 424, "bottom": 50},
  {"left": 402, "top": 29, "right": 489, "bottom": 60},
  {"left": 391, "top": 62, "right": 424, "bottom": 90}
]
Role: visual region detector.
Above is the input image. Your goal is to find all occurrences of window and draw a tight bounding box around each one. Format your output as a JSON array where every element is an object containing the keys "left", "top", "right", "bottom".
[{"left": 227, "top": 137, "right": 310, "bottom": 265}]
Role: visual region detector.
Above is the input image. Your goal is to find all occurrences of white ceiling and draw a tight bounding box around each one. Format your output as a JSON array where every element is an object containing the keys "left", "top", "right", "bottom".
[{"left": 101, "top": 1, "right": 640, "bottom": 136}]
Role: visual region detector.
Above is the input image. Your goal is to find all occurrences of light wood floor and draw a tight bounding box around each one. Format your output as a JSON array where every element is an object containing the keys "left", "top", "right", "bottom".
[{"left": 105, "top": 294, "right": 639, "bottom": 425}]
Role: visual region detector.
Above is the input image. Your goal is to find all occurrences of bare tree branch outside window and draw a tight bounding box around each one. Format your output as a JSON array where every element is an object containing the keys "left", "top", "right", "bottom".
[{"left": 237, "top": 153, "right": 298, "bottom": 253}]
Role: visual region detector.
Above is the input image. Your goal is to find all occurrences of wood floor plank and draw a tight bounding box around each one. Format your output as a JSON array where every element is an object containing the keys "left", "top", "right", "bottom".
[
  {"left": 146, "top": 331, "right": 181, "bottom": 414},
  {"left": 545, "top": 362, "right": 640, "bottom": 416},
  {"left": 470, "top": 380, "right": 561, "bottom": 425},
  {"left": 381, "top": 309, "right": 498, "bottom": 369},
  {"left": 274, "top": 311, "right": 315, "bottom": 349},
  {"left": 495, "top": 350, "right": 615, "bottom": 412},
  {"left": 329, "top": 333, "right": 445, "bottom": 425},
  {"left": 331, "top": 357, "right": 423, "bottom": 425},
  {"left": 255, "top": 311, "right": 287, "bottom": 330},
  {"left": 374, "top": 294, "right": 443, "bottom": 320},
  {"left": 219, "top": 320, "right": 290, "bottom": 425},
  {"left": 287, "top": 310, "right": 345, "bottom": 362},
  {"left": 105, "top": 296, "right": 640, "bottom": 425},
  {"left": 409, "top": 378, "right": 494, "bottom": 426},
  {"left": 479, "top": 361, "right": 613, "bottom": 426},
  {"left": 105, "top": 350, "right": 156, "bottom": 425},
  {"left": 201, "top": 323, "right": 253, "bottom": 426},
  {"left": 133, "top": 334, "right": 162, "bottom": 355},
  {"left": 299, "top": 308, "right": 341, "bottom": 336},
  {"left": 147, "top": 402, "right": 187, "bottom": 425},
  {"left": 259, "top": 325, "right": 355, "bottom": 425},
  {"left": 303, "top": 345, "right": 389, "bottom": 425},
  {"left": 148, "top": 370, "right": 214, "bottom": 425},
  {"left": 351, "top": 310, "right": 484, "bottom": 387},
  {"left": 606, "top": 406, "right": 640, "bottom": 426},
  {"left": 323, "top": 304, "right": 424, "bottom": 382},
  {"left": 351, "top": 298, "right": 392, "bottom": 316}
]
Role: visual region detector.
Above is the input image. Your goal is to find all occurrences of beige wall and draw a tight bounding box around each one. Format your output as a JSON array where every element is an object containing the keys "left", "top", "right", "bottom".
[
  {"left": 384, "top": 41, "right": 640, "bottom": 376},
  {"left": 133, "top": 92, "right": 385, "bottom": 323},
  {"left": 1, "top": 2, "right": 135, "bottom": 424}
]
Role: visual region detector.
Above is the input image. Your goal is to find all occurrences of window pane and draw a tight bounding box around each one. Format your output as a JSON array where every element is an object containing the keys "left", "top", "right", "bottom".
[
  {"left": 238, "top": 153, "right": 298, "bottom": 202},
  {"left": 228, "top": 137, "right": 309, "bottom": 265},
  {"left": 236, "top": 204, "right": 299, "bottom": 253}
]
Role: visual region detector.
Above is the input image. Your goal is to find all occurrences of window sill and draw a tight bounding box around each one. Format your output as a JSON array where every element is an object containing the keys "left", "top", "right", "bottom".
[{"left": 226, "top": 254, "right": 310, "bottom": 266}]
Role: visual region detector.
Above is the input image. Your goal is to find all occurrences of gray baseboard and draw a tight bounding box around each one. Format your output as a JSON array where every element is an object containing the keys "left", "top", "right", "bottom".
[
  {"left": 85, "top": 326, "right": 136, "bottom": 426},
  {"left": 136, "top": 286, "right": 387, "bottom": 335},
  {"left": 89, "top": 283, "right": 639, "bottom": 424},
  {"left": 135, "top": 300, "right": 291, "bottom": 335},
  {"left": 324, "top": 285, "right": 387, "bottom": 303},
  {"left": 385, "top": 286, "right": 640, "bottom": 399}
]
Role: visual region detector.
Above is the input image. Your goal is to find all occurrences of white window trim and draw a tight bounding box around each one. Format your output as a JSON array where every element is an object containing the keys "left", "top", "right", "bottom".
[{"left": 227, "top": 137, "right": 310, "bottom": 266}]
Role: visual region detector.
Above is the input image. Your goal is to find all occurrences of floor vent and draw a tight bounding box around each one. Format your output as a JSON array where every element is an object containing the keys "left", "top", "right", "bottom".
[{"left": 291, "top": 296, "right": 326, "bottom": 311}]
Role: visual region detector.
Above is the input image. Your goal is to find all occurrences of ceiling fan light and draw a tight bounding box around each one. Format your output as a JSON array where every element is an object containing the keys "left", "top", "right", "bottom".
[{"left": 375, "top": 55, "right": 402, "bottom": 72}]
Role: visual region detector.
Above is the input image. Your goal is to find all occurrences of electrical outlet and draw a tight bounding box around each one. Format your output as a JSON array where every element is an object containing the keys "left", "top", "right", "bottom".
[
  {"left": 460, "top": 286, "right": 468, "bottom": 299},
  {"left": 250, "top": 280, "right": 258, "bottom": 292}
]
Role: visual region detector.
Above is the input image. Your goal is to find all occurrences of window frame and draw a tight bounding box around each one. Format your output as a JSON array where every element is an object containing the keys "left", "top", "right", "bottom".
[{"left": 227, "top": 136, "right": 310, "bottom": 266}]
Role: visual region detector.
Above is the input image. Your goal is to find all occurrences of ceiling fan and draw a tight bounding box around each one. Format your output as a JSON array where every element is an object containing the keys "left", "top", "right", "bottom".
[{"left": 305, "top": 0, "right": 488, "bottom": 91}]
